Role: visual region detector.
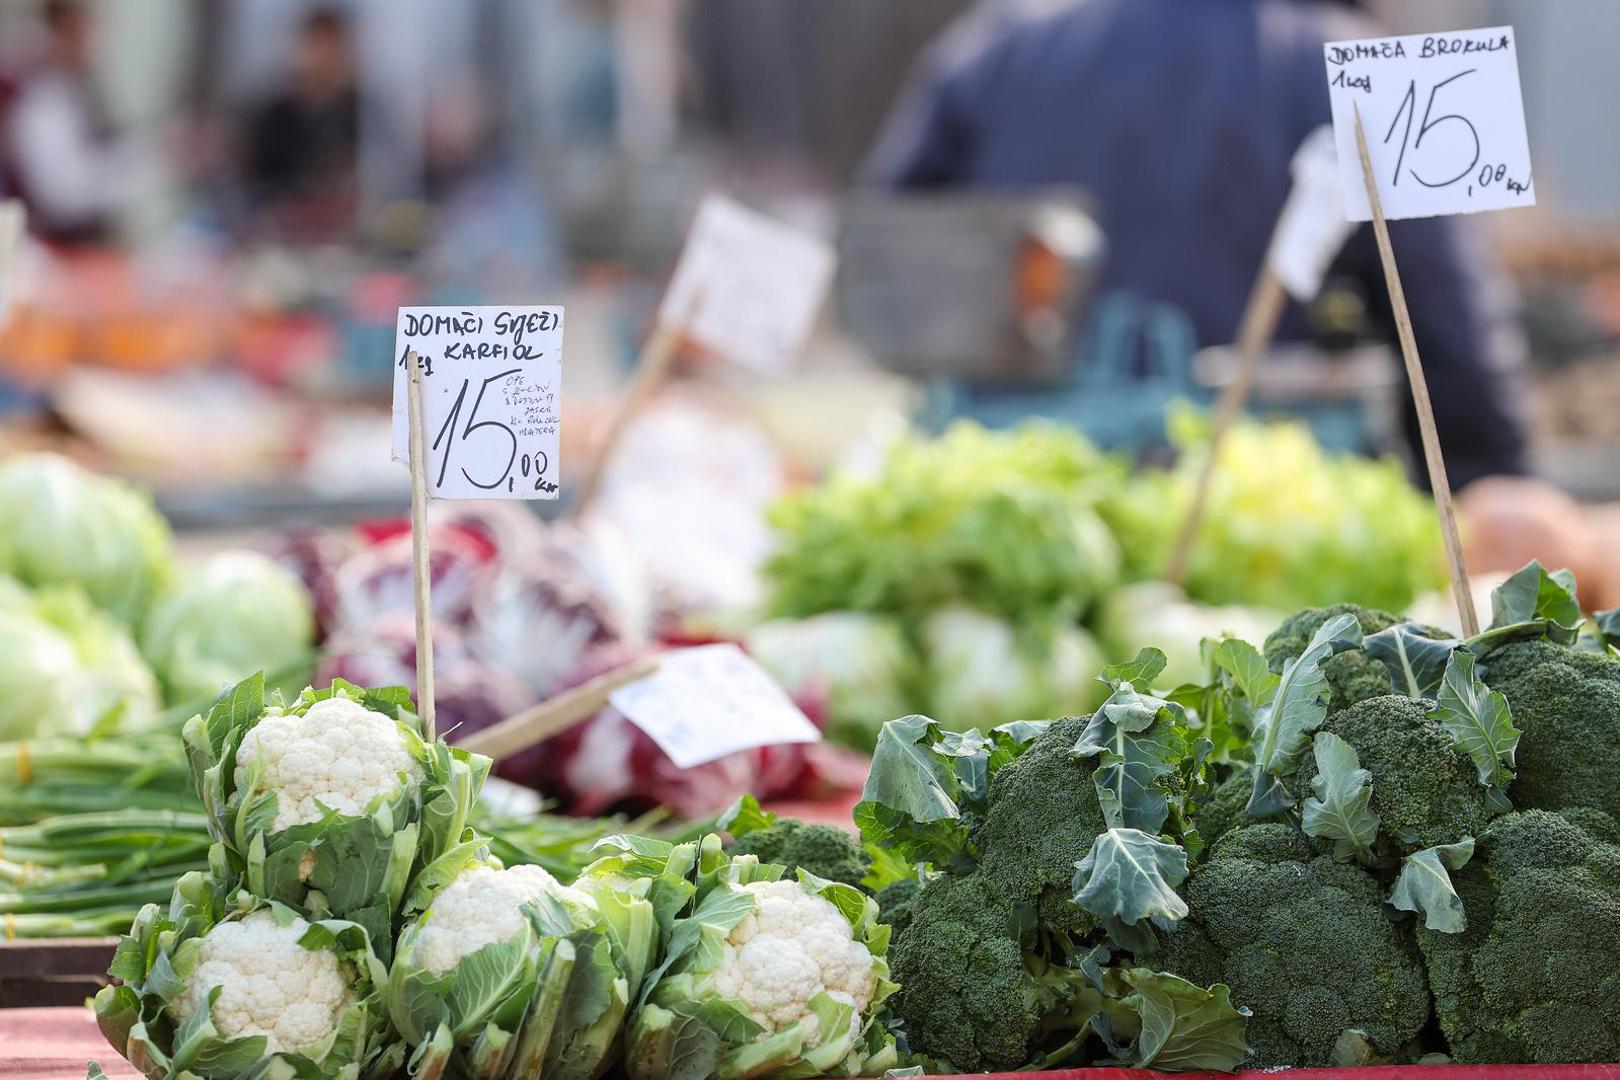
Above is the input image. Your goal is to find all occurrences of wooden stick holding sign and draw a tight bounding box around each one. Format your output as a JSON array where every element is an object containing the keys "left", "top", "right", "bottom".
[
  {"left": 1166, "top": 126, "right": 1354, "bottom": 588},
  {"left": 1164, "top": 268, "right": 1288, "bottom": 587},
  {"left": 1350, "top": 106, "right": 1478, "bottom": 637},
  {"left": 457, "top": 655, "right": 661, "bottom": 762},
  {"left": 404, "top": 347, "right": 437, "bottom": 740},
  {"left": 568, "top": 195, "right": 835, "bottom": 523},
  {"left": 1323, "top": 26, "right": 1535, "bottom": 637}
]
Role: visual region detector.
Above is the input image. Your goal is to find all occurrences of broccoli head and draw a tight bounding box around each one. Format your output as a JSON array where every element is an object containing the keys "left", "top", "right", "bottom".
[
  {"left": 1416, "top": 808, "right": 1620, "bottom": 1064},
  {"left": 1481, "top": 639, "right": 1620, "bottom": 821},
  {"left": 727, "top": 817, "right": 872, "bottom": 888},
  {"left": 969, "top": 712, "right": 1106, "bottom": 939},
  {"left": 1264, "top": 604, "right": 1401, "bottom": 711},
  {"left": 1198, "top": 770, "right": 1257, "bottom": 849},
  {"left": 1294, "top": 694, "right": 1491, "bottom": 854},
  {"left": 874, "top": 877, "right": 920, "bottom": 940},
  {"left": 1158, "top": 825, "right": 1430, "bottom": 1068},
  {"left": 886, "top": 871, "right": 1050, "bottom": 1072}
]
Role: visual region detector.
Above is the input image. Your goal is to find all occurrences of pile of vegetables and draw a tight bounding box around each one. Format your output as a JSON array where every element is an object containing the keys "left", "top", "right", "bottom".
[
  {"left": 854, "top": 559, "right": 1620, "bottom": 1071},
  {"left": 0, "top": 453, "right": 317, "bottom": 736},
  {"left": 91, "top": 675, "right": 899, "bottom": 1080},
  {"left": 757, "top": 413, "right": 1444, "bottom": 747}
]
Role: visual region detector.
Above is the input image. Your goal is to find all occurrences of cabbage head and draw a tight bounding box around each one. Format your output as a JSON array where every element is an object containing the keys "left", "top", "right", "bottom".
[
  {"left": 922, "top": 605, "right": 1105, "bottom": 731},
  {"left": 745, "top": 612, "right": 917, "bottom": 750},
  {"left": 142, "top": 552, "right": 315, "bottom": 707},
  {"left": 0, "top": 454, "right": 172, "bottom": 624}
]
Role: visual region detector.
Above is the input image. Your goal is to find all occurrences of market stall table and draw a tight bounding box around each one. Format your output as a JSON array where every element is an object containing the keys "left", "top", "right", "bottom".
[{"left": 4, "top": 1009, "right": 1620, "bottom": 1080}]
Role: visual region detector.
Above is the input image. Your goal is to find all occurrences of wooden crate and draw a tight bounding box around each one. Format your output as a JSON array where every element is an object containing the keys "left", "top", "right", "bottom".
[{"left": 0, "top": 938, "right": 118, "bottom": 1008}]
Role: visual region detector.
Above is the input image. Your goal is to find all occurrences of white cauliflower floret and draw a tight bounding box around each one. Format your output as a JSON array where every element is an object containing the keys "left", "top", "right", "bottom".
[
  {"left": 409, "top": 864, "right": 597, "bottom": 976},
  {"left": 709, "top": 880, "right": 876, "bottom": 1046},
  {"left": 170, "top": 910, "right": 352, "bottom": 1056},
  {"left": 235, "top": 696, "right": 422, "bottom": 832}
]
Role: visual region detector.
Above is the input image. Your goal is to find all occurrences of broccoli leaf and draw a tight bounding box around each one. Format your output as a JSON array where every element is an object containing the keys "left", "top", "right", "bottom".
[
  {"left": 1595, "top": 609, "right": 1620, "bottom": 649},
  {"left": 717, "top": 795, "right": 777, "bottom": 840},
  {"left": 1072, "top": 828, "right": 1189, "bottom": 933},
  {"left": 1073, "top": 687, "right": 1191, "bottom": 834},
  {"left": 1121, "top": 970, "right": 1251, "bottom": 1073},
  {"left": 1100, "top": 648, "right": 1168, "bottom": 692},
  {"left": 1364, "top": 624, "right": 1459, "bottom": 698},
  {"left": 1431, "top": 650, "right": 1519, "bottom": 790},
  {"left": 1487, "top": 561, "right": 1583, "bottom": 645},
  {"left": 1388, "top": 838, "right": 1474, "bottom": 933},
  {"left": 1247, "top": 613, "right": 1361, "bottom": 815},
  {"left": 1208, "top": 638, "right": 1278, "bottom": 706},
  {"left": 854, "top": 716, "right": 973, "bottom": 870},
  {"left": 1301, "top": 732, "right": 1380, "bottom": 863}
]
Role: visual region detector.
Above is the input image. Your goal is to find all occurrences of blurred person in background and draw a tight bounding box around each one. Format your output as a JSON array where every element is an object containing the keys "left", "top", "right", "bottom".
[
  {"left": 242, "top": 5, "right": 359, "bottom": 243},
  {"left": 2, "top": 0, "right": 131, "bottom": 247},
  {"left": 867, "top": 0, "right": 1600, "bottom": 586}
]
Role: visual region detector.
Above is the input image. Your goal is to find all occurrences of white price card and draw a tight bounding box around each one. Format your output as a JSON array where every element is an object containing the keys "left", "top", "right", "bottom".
[
  {"left": 660, "top": 196, "right": 835, "bottom": 373},
  {"left": 609, "top": 644, "right": 821, "bottom": 769},
  {"left": 391, "top": 306, "right": 563, "bottom": 500},
  {"left": 1324, "top": 27, "right": 1535, "bottom": 222}
]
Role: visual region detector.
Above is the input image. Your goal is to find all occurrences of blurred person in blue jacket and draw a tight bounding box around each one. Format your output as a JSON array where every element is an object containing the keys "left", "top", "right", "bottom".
[{"left": 865, "top": 0, "right": 1531, "bottom": 494}]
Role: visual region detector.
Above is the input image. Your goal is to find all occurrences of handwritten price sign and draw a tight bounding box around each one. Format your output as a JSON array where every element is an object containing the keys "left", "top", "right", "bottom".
[
  {"left": 1325, "top": 26, "right": 1534, "bottom": 222},
  {"left": 391, "top": 305, "right": 564, "bottom": 500}
]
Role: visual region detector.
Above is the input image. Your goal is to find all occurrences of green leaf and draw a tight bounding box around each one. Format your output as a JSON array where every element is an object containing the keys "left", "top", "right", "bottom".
[
  {"left": 1389, "top": 838, "right": 1474, "bottom": 933},
  {"left": 1100, "top": 648, "right": 1168, "bottom": 692},
  {"left": 1072, "top": 828, "right": 1189, "bottom": 930},
  {"left": 1073, "top": 687, "right": 1190, "bottom": 834},
  {"left": 716, "top": 795, "right": 777, "bottom": 840},
  {"left": 854, "top": 716, "right": 973, "bottom": 870},
  {"left": 1209, "top": 638, "right": 1278, "bottom": 706},
  {"left": 1431, "top": 650, "right": 1519, "bottom": 789},
  {"left": 1364, "top": 624, "right": 1459, "bottom": 698},
  {"left": 1301, "top": 732, "right": 1380, "bottom": 863},
  {"left": 1122, "top": 970, "right": 1251, "bottom": 1073},
  {"left": 1596, "top": 609, "right": 1620, "bottom": 649},
  {"left": 627, "top": 1004, "right": 721, "bottom": 1080},
  {"left": 1247, "top": 613, "right": 1360, "bottom": 815},
  {"left": 1488, "top": 561, "right": 1583, "bottom": 644}
]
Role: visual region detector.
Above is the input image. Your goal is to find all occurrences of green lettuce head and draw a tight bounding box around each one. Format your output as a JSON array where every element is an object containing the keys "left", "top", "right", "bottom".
[
  {"left": 92, "top": 869, "right": 398, "bottom": 1080},
  {"left": 0, "top": 453, "right": 172, "bottom": 624},
  {"left": 182, "top": 674, "right": 490, "bottom": 960},
  {"left": 142, "top": 551, "right": 316, "bottom": 707},
  {"left": 0, "top": 584, "right": 159, "bottom": 739}
]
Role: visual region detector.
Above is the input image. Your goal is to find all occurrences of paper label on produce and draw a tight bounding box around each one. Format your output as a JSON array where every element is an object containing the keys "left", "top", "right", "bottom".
[
  {"left": 391, "top": 306, "right": 563, "bottom": 500},
  {"left": 1324, "top": 27, "right": 1535, "bottom": 221},
  {"left": 659, "top": 195, "right": 835, "bottom": 373},
  {"left": 610, "top": 644, "right": 821, "bottom": 768}
]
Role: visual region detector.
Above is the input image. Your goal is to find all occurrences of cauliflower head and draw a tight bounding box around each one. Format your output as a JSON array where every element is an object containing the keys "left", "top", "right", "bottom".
[
  {"left": 235, "top": 695, "right": 422, "bottom": 832},
  {"left": 710, "top": 879, "right": 877, "bottom": 1044},
  {"left": 408, "top": 863, "right": 596, "bottom": 976},
  {"left": 170, "top": 909, "right": 354, "bottom": 1056}
]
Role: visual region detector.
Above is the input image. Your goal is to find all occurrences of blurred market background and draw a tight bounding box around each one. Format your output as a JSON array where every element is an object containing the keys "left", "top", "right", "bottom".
[{"left": 3, "top": 0, "right": 1620, "bottom": 834}]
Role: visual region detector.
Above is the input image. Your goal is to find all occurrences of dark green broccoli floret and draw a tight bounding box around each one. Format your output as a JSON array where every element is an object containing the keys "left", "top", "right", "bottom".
[
  {"left": 1481, "top": 639, "right": 1620, "bottom": 820},
  {"left": 1293, "top": 694, "right": 1491, "bottom": 853},
  {"left": 1416, "top": 808, "right": 1620, "bottom": 1063},
  {"left": 1158, "top": 825, "right": 1431, "bottom": 1068},
  {"left": 728, "top": 818, "right": 872, "bottom": 888},
  {"left": 887, "top": 872, "right": 1047, "bottom": 1072},
  {"left": 1198, "top": 770, "right": 1256, "bottom": 848},
  {"left": 874, "top": 877, "right": 920, "bottom": 940},
  {"left": 1264, "top": 604, "right": 1401, "bottom": 711},
  {"left": 970, "top": 712, "right": 1106, "bottom": 939},
  {"left": 729, "top": 819, "right": 871, "bottom": 888}
]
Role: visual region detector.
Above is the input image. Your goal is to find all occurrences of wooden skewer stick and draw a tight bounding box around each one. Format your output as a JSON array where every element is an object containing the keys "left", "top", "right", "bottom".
[
  {"left": 458, "top": 655, "right": 662, "bottom": 763},
  {"left": 1164, "top": 264, "right": 1290, "bottom": 587},
  {"left": 405, "top": 347, "right": 438, "bottom": 740},
  {"left": 1352, "top": 106, "right": 1479, "bottom": 637},
  {"left": 569, "top": 318, "right": 686, "bottom": 522}
]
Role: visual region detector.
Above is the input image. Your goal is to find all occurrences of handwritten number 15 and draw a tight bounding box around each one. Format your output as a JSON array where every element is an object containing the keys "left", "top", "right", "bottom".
[
  {"left": 431, "top": 369, "right": 521, "bottom": 490},
  {"left": 1383, "top": 69, "right": 1481, "bottom": 189}
]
